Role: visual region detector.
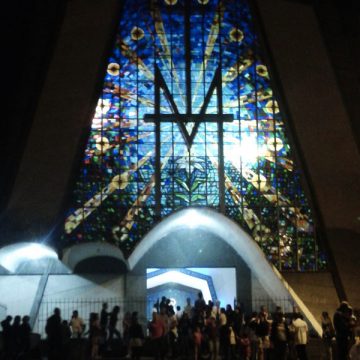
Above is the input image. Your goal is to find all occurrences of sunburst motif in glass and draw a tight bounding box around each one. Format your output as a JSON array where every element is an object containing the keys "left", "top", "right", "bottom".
[{"left": 63, "top": 0, "right": 326, "bottom": 271}]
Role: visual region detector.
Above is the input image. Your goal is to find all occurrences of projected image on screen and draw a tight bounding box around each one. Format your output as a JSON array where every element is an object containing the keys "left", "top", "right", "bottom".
[{"left": 146, "top": 267, "right": 236, "bottom": 319}]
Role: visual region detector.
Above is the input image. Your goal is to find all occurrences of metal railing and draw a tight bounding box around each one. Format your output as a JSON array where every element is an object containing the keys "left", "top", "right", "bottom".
[
  {"left": 34, "top": 297, "right": 147, "bottom": 338},
  {"left": 249, "top": 296, "right": 295, "bottom": 314},
  {"left": 33, "top": 296, "right": 294, "bottom": 338}
]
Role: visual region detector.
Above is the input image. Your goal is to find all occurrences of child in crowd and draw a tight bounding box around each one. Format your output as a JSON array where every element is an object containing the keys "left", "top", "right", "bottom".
[{"left": 193, "top": 325, "right": 202, "bottom": 360}]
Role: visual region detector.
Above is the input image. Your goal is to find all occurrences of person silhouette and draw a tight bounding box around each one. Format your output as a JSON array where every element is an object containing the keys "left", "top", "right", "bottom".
[{"left": 45, "top": 308, "right": 62, "bottom": 360}]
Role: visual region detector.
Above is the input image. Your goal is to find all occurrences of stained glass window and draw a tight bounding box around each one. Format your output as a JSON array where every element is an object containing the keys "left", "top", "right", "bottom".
[{"left": 63, "top": 0, "right": 326, "bottom": 271}]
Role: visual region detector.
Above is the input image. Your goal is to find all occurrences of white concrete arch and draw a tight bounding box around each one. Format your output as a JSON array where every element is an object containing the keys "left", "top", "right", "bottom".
[
  {"left": 128, "top": 207, "right": 322, "bottom": 335},
  {"left": 62, "top": 241, "right": 128, "bottom": 271},
  {"left": 0, "top": 242, "right": 58, "bottom": 273}
]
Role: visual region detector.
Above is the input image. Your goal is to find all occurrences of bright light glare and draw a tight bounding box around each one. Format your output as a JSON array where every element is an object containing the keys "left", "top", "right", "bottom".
[
  {"left": 175, "top": 208, "right": 212, "bottom": 229},
  {"left": 224, "top": 135, "right": 267, "bottom": 166},
  {"left": 95, "top": 99, "right": 111, "bottom": 117},
  {"left": 0, "top": 243, "right": 58, "bottom": 272},
  {"left": 26, "top": 243, "right": 57, "bottom": 260},
  {"left": 147, "top": 268, "right": 159, "bottom": 274}
]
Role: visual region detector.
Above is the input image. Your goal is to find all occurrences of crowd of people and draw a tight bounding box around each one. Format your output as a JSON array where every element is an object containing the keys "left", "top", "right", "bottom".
[
  {"left": 1, "top": 295, "right": 360, "bottom": 360},
  {"left": 0, "top": 315, "right": 31, "bottom": 359},
  {"left": 329, "top": 302, "right": 360, "bottom": 359},
  {"left": 44, "top": 303, "right": 126, "bottom": 359},
  {"left": 147, "top": 293, "right": 308, "bottom": 360},
  {"left": 147, "top": 295, "right": 360, "bottom": 360},
  {"left": 149, "top": 293, "right": 360, "bottom": 360}
]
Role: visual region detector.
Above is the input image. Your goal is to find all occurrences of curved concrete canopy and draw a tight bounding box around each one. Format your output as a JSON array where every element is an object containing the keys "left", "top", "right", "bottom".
[
  {"left": 0, "top": 265, "right": 10, "bottom": 275},
  {"left": 128, "top": 207, "right": 322, "bottom": 335},
  {"left": 0, "top": 242, "right": 58, "bottom": 273},
  {"left": 62, "top": 242, "right": 128, "bottom": 272}
]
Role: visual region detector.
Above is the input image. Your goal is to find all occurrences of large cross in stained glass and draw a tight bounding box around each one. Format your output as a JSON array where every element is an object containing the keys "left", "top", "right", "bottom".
[
  {"left": 144, "top": 65, "right": 233, "bottom": 147},
  {"left": 63, "top": 0, "right": 326, "bottom": 271},
  {"left": 144, "top": 0, "right": 233, "bottom": 215}
]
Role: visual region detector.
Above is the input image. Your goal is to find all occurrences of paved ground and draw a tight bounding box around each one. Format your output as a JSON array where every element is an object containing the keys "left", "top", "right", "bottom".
[{"left": 1, "top": 336, "right": 333, "bottom": 359}]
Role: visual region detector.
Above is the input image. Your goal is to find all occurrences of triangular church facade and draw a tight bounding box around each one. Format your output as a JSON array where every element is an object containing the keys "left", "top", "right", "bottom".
[{"left": 63, "top": 0, "right": 325, "bottom": 272}]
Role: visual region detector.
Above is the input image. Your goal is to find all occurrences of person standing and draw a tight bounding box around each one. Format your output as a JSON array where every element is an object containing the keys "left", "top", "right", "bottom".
[
  {"left": 89, "top": 312, "right": 102, "bottom": 360},
  {"left": 218, "top": 307, "right": 229, "bottom": 360},
  {"left": 123, "top": 311, "right": 132, "bottom": 355},
  {"left": 149, "top": 312, "right": 166, "bottom": 360},
  {"left": 19, "top": 316, "right": 32, "bottom": 357},
  {"left": 239, "top": 331, "right": 251, "bottom": 360},
  {"left": 178, "top": 312, "right": 192, "bottom": 359},
  {"left": 12, "top": 315, "right": 22, "bottom": 358},
  {"left": 175, "top": 306, "right": 183, "bottom": 322},
  {"left": 100, "top": 302, "right": 109, "bottom": 336},
  {"left": 128, "top": 312, "right": 144, "bottom": 360},
  {"left": 193, "top": 326, "right": 202, "bottom": 360},
  {"left": 1, "top": 315, "right": 13, "bottom": 359},
  {"left": 183, "top": 298, "right": 193, "bottom": 319},
  {"left": 248, "top": 312, "right": 259, "bottom": 360},
  {"left": 256, "top": 311, "right": 271, "bottom": 360},
  {"left": 70, "top": 310, "right": 85, "bottom": 338},
  {"left": 233, "top": 305, "right": 244, "bottom": 337},
  {"left": 334, "top": 301, "right": 353, "bottom": 360},
  {"left": 168, "top": 306, "right": 179, "bottom": 359},
  {"left": 60, "top": 320, "right": 72, "bottom": 359},
  {"left": 321, "top": 311, "right": 335, "bottom": 360},
  {"left": 212, "top": 300, "right": 221, "bottom": 321},
  {"left": 228, "top": 323, "right": 237, "bottom": 360},
  {"left": 194, "top": 292, "right": 206, "bottom": 315},
  {"left": 270, "top": 312, "right": 289, "bottom": 360},
  {"left": 45, "top": 308, "right": 62, "bottom": 360},
  {"left": 292, "top": 313, "right": 309, "bottom": 360},
  {"left": 206, "top": 316, "right": 219, "bottom": 360},
  {"left": 108, "top": 305, "right": 121, "bottom": 345},
  {"left": 158, "top": 305, "right": 170, "bottom": 356}
]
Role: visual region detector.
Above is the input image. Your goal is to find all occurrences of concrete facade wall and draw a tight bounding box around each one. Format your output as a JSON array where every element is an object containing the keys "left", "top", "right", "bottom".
[
  {"left": 326, "top": 229, "right": 360, "bottom": 307},
  {"left": 255, "top": 0, "right": 360, "bottom": 232},
  {"left": 44, "top": 274, "right": 124, "bottom": 300},
  {"left": 0, "top": 274, "right": 125, "bottom": 336},
  {"left": 0, "top": 275, "right": 41, "bottom": 317},
  {"left": 282, "top": 271, "right": 339, "bottom": 324},
  {"left": 3, "top": 0, "right": 121, "bottom": 243},
  {"left": 255, "top": 0, "right": 360, "bottom": 307}
]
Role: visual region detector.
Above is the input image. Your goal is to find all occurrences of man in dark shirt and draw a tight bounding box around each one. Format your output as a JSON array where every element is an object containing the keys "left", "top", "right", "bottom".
[
  {"left": 333, "top": 301, "right": 353, "bottom": 360},
  {"left": 1, "top": 315, "right": 13, "bottom": 358},
  {"left": 100, "top": 302, "right": 109, "bottom": 332},
  {"left": 194, "top": 292, "right": 206, "bottom": 314},
  {"left": 45, "top": 308, "right": 62, "bottom": 360},
  {"left": 108, "top": 305, "right": 121, "bottom": 343},
  {"left": 19, "top": 315, "right": 32, "bottom": 356}
]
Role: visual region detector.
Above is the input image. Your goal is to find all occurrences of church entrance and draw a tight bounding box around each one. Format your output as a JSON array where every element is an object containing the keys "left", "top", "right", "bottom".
[
  {"left": 126, "top": 207, "right": 305, "bottom": 321},
  {"left": 146, "top": 267, "right": 237, "bottom": 320}
]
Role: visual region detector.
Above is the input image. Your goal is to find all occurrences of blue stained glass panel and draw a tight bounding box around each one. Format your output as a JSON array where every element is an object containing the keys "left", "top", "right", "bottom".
[{"left": 63, "top": 0, "right": 325, "bottom": 270}]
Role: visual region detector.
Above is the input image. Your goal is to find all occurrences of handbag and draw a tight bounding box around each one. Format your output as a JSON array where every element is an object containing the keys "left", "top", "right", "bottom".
[{"left": 130, "top": 337, "right": 143, "bottom": 347}]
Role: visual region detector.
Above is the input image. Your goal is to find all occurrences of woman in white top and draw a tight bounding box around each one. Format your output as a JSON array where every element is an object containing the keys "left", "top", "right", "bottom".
[{"left": 70, "top": 310, "right": 85, "bottom": 338}]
